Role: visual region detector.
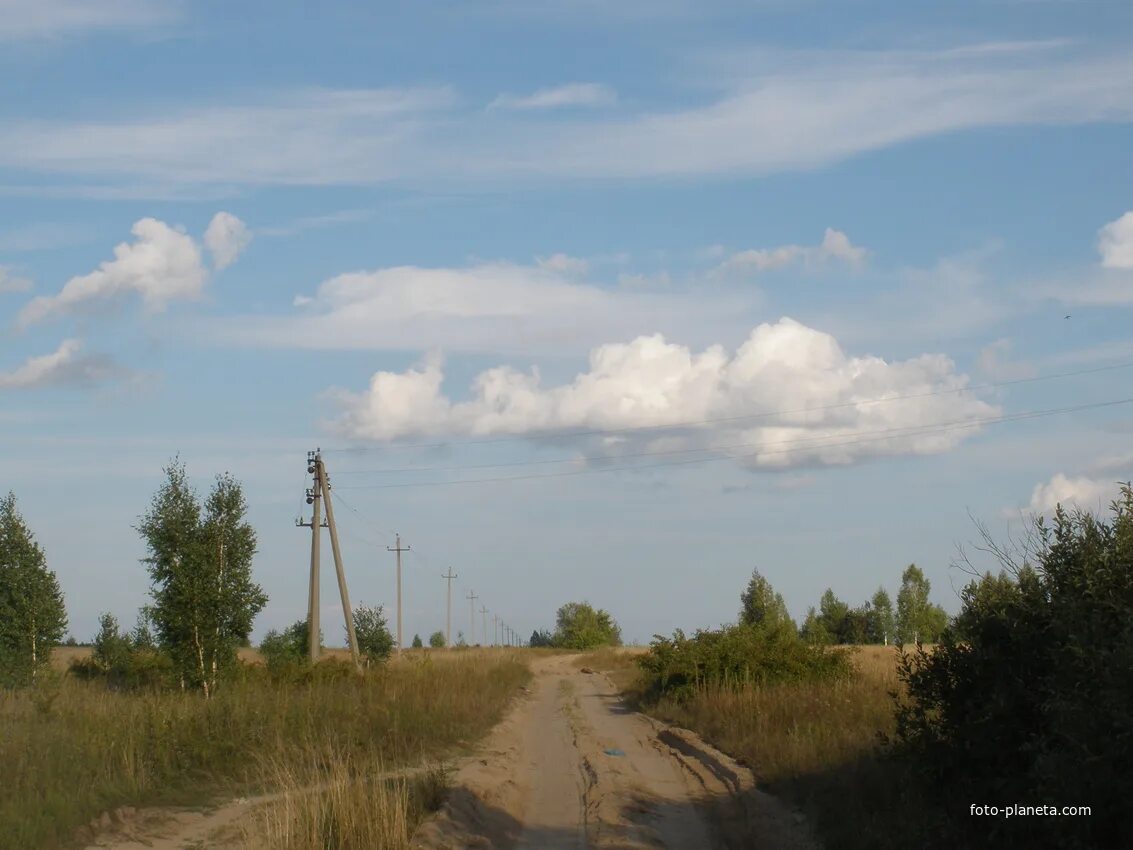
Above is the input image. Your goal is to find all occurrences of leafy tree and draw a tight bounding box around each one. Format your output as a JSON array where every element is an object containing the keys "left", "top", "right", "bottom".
[
  {"left": 816, "top": 588, "right": 850, "bottom": 641},
  {"left": 411, "top": 633, "right": 423, "bottom": 649},
  {"left": 130, "top": 607, "right": 157, "bottom": 650},
  {"left": 260, "top": 619, "right": 321, "bottom": 670},
  {"left": 739, "top": 568, "right": 794, "bottom": 629},
  {"left": 799, "top": 606, "right": 831, "bottom": 645},
  {"left": 897, "top": 486, "right": 1133, "bottom": 848},
  {"left": 138, "top": 462, "right": 267, "bottom": 697},
  {"left": 552, "top": 601, "right": 622, "bottom": 649},
  {"left": 428, "top": 630, "right": 446, "bottom": 648},
  {"left": 529, "top": 628, "right": 555, "bottom": 648},
  {"left": 352, "top": 604, "right": 395, "bottom": 664},
  {"left": 869, "top": 587, "right": 895, "bottom": 644},
  {"left": 92, "top": 613, "right": 132, "bottom": 672},
  {"left": 896, "top": 564, "right": 948, "bottom": 643},
  {"left": 455, "top": 630, "right": 467, "bottom": 648},
  {"left": 0, "top": 493, "right": 67, "bottom": 687}
]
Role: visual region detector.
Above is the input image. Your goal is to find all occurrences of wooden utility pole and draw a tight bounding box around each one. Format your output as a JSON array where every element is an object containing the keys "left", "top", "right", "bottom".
[
  {"left": 466, "top": 590, "right": 478, "bottom": 645},
  {"left": 441, "top": 568, "right": 458, "bottom": 648},
  {"left": 387, "top": 533, "right": 410, "bottom": 655},
  {"left": 297, "top": 450, "right": 360, "bottom": 668}
]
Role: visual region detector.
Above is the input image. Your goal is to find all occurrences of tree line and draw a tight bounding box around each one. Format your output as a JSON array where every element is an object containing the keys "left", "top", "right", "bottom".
[{"left": 740, "top": 563, "right": 948, "bottom": 646}]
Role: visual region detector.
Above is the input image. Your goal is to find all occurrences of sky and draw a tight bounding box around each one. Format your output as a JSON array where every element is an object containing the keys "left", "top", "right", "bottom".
[{"left": 2, "top": 0, "right": 1133, "bottom": 646}]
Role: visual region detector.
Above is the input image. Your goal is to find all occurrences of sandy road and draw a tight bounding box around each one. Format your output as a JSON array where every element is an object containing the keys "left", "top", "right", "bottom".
[{"left": 412, "top": 655, "right": 818, "bottom": 850}]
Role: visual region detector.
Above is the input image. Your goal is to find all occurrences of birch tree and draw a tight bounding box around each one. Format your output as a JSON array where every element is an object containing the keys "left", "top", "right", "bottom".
[
  {"left": 0, "top": 493, "right": 67, "bottom": 687},
  {"left": 137, "top": 462, "right": 266, "bottom": 697}
]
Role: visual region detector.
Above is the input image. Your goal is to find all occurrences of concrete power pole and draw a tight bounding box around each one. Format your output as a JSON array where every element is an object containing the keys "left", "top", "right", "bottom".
[
  {"left": 387, "top": 533, "right": 410, "bottom": 655},
  {"left": 298, "top": 450, "right": 360, "bottom": 668},
  {"left": 480, "top": 605, "right": 489, "bottom": 647},
  {"left": 466, "top": 590, "right": 479, "bottom": 645},
  {"left": 441, "top": 568, "right": 458, "bottom": 648},
  {"left": 493, "top": 614, "right": 499, "bottom": 647}
]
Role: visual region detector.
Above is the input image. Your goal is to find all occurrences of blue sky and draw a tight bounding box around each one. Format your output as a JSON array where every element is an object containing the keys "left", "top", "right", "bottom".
[{"left": 3, "top": 0, "right": 1133, "bottom": 645}]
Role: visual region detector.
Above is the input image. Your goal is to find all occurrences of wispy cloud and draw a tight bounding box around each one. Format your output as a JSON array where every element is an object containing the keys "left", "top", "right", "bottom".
[
  {"left": 257, "top": 209, "right": 373, "bottom": 238},
  {"left": 2, "top": 45, "right": 1131, "bottom": 193},
  {"left": 0, "top": 266, "right": 33, "bottom": 294},
  {"left": 0, "top": 339, "right": 129, "bottom": 390},
  {"left": 489, "top": 83, "right": 617, "bottom": 110},
  {"left": 0, "top": 0, "right": 180, "bottom": 41},
  {"left": 715, "top": 228, "right": 866, "bottom": 275}
]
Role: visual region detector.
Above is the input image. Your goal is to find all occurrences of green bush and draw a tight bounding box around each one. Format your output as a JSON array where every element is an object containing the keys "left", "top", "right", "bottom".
[
  {"left": 638, "top": 621, "right": 853, "bottom": 701},
  {"left": 896, "top": 484, "right": 1133, "bottom": 849}
]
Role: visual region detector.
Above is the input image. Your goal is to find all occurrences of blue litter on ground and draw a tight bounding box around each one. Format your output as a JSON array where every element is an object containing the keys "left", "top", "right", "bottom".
[{"left": 604, "top": 748, "right": 626, "bottom": 757}]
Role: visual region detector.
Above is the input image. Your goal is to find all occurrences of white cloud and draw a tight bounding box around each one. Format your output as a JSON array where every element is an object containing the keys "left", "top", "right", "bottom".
[
  {"left": 216, "top": 260, "right": 747, "bottom": 355},
  {"left": 0, "top": 266, "right": 32, "bottom": 294},
  {"left": 717, "top": 228, "right": 866, "bottom": 275},
  {"left": 1026, "top": 473, "right": 1129, "bottom": 515},
  {"left": 0, "top": 0, "right": 178, "bottom": 40},
  {"left": 535, "top": 253, "right": 589, "bottom": 274},
  {"left": 1098, "top": 211, "right": 1133, "bottom": 270},
  {"left": 328, "top": 317, "right": 998, "bottom": 472},
  {"left": 3, "top": 46, "right": 1132, "bottom": 192},
  {"left": 17, "top": 215, "right": 232, "bottom": 326},
  {"left": 0, "top": 339, "right": 122, "bottom": 390},
  {"left": 204, "top": 211, "right": 251, "bottom": 270},
  {"left": 489, "top": 83, "right": 618, "bottom": 110}
]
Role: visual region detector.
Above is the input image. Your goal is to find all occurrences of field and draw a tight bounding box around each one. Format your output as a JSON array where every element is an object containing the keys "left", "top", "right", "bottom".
[{"left": 2, "top": 649, "right": 530, "bottom": 850}]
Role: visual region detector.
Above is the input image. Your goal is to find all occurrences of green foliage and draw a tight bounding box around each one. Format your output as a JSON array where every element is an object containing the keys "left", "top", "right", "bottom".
[
  {"left": 428, "top": 630, "right": 446, "bottom": 648},
  {"left": 799, "top": 606, "right": 832, "bottom": 645},
  {"left": 352, "top": 604, "right": 395, "bottom": 664},
  {"left": 260, "top": 619, "right": 321, "bottom": 671},
  {"left": 869, "top": 587, "right": 895, "bottom": 645},
  {"left": 0, "top": 493, "right": 67, "bottom": 687},
  {"left": 70, "top": 612, "right": 175, "bottom": 690},
  {"left": 528, "top": 628, "right": 555, "bottom": 648},
  {"left": 411, "top": 633, "right": 424, "bottom": 649},
  {"left": 895, "top": 564, "right": 947, "bottom": 644},
  {"left": 92, "top": 613, "right": 132, "bottom": 672},
  {"left": 137, "top": 461, "right": 267, "bottom": 697},
  {"left": 552, "top": 601, "right": 622, "bottom": 650},
  {"left": 739, "top": 568, "right": 794, "bottom": 629},
  {"left": 639, "top": 621, "right": 853, "bottom": 702},
  {"left": 896, "top": 485, "right": 1133, "bottom": 849}
]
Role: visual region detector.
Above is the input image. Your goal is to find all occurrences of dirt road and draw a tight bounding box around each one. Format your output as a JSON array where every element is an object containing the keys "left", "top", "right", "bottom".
[{"left": 412, "top": 654, "right": 817, "bottom": 850}]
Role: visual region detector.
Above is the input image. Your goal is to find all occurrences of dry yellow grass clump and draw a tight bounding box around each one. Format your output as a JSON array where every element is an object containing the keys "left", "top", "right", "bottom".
[{"left": 2, "top": 649, "right": 530, "bottom": 849}]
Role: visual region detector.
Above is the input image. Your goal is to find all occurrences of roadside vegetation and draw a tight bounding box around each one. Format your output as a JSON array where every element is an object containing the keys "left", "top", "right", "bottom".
[{"left": 609, "top": 486, "right": 1133, "bottom": 850}]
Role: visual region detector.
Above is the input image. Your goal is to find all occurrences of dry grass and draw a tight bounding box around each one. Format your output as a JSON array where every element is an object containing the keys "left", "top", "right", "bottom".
[
  {"left": 3, "top": 650, "right": 530, "bottom": 849},
  {"left": 621, "top": 643, "right": 931, "bottom": 850}
]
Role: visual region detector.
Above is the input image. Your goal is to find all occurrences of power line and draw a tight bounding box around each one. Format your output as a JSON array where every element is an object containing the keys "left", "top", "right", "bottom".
[
  {"left": 319, "top": 359, "right": 1133, "bottom": 455},
  {"left": 332, "top": 396, "right": 1133, "bottom": 490}
]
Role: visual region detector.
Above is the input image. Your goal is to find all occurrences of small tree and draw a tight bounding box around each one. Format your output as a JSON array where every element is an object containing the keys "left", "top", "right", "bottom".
[
  {"left": 0, "top": 493, "right": 67, "bottom": 687},
  {"left": 352, "top": 604, "right": 395, "bottom": 664},
  {"left": 870, "top": 587, "right": 895, "bottom": 644},
  {"left": 260, "top": 619, "right": 321, "bottom": 670},
  {"left": 896, "top": 564, "right": 948, "bottom": 644},
  {"left": 92, "top": 613, "right": 131, "bottom": 672},
  {"left": 799, "top": 606, "right": 831, "bottom": 645},
  {"left": 428, "top": 630, "right": 446, "bottom": 648},
  {"left": 529, "top": 628, "right": 555, "bottom": 647},
  {"left": 739, "top": 568, "right": 794, "bottom": 629},
  {"left": 138, "top": 462, "right": 267, "bottom": 697},
  {"left": 411, "top": 633, "right": 423, "bottom": 649},
  {"left": 552, "top": 602, "right": 622, "bottom": 649}
]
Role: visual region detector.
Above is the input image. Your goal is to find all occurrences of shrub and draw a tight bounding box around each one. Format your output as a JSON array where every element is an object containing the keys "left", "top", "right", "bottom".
[
  {"left": 352, "top": 605, "right": 395, "bottom": 664},
  {"left": 428, "top": 631, "right": 446, "bottom": 649},
  {"left": 896, "top": 484, "right": 1133, "bottom": 849},
  {"left": 638, "top": 621, "right": 853, "bottom": 702},
  {"left": 552, "top": 601, "right": 621, "bottom": 649}
]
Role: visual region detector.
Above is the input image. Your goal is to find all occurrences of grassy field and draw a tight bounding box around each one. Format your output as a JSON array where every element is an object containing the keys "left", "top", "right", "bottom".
[
  {"left": 3, "top": 649, "right": 530, "bottom": 850},
  {"left": 582, "top": 644, "right": 932, "bottom": 850}
]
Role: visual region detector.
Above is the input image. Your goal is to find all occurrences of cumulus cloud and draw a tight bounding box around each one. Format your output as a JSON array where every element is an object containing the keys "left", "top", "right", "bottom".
[
  {"left": 204, "top": 211, "right": 251, "bottom": 270},
  {"left": 1098, "top": 211, "right": 1133, "bottom": 270},
  {"left": 536, "top": 253, "right": 589, "bottom": 274},
  {"left": 0, "top": 339, "right": 123, "bottom": 390},
  {"left": 717, "top": 228, "right": 866, "bottom": 275},
  {"left": 327, "top": 317, "right": 998, "bottom": 471},
  {"left": 16, "top": 214, "right": 241, "bottom": 326},
  {"left": 0, "top": 266, "right": 32, "bottom": 294},
  {"left": 1026, "top": 473, "right": 1128, "bottom": 515},
  {"left": 489, "top": 83, "right": 617, "bottom": 110}
]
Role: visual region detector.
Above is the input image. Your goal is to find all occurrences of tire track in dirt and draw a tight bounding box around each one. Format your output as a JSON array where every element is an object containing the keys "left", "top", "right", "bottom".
[{"left": 411, "top": 654, "right": 819, "bottom": 850}]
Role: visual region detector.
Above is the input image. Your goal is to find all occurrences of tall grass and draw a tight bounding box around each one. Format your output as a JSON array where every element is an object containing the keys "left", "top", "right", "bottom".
[
  {"left": 1, "top": 650, "right": 529, "bottom": 849},
  {"left": 636, "top": 645, "right": 934, "bottom": 850}
]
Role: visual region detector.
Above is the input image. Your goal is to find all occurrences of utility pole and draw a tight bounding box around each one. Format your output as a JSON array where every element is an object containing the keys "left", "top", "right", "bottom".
[
  {"left": 387, "top": 533, "right": 410, "bottom": 655},
  {"left": 441, "top": 568, "right": 458, "bottom": 648},
  {"left": 298, "top": 450, "right": 360, "bottom": 668},
  {"left": 480, "top": 605, "right": 489, "bottom": 647},
  {"left": 493, "top": 614, "right": 499, "bottom": 647},
  {"left": 466, "top": 590, "right": 479, "bottom": 645}
]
